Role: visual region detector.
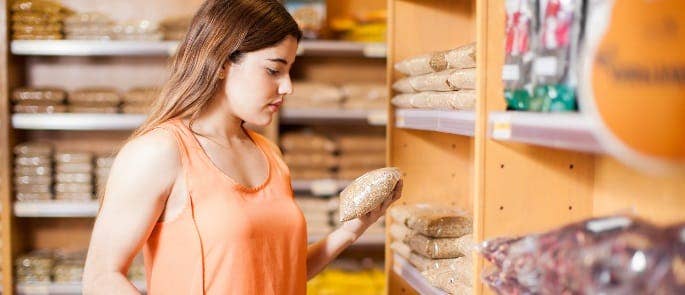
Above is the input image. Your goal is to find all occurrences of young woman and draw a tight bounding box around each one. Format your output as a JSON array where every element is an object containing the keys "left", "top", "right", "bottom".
[{"left": 82, "top": 0, "right": 401, "bottom": 294}]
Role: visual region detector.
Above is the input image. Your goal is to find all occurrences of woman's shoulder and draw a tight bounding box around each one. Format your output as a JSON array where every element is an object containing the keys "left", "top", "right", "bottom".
[{"left": 114, "top": 128, "right": 181, "bottom": 174}]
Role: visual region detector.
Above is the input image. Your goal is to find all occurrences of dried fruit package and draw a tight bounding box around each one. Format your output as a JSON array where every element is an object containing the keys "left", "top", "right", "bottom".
[
  {"left": 502, "top": 0, "right": 537, "bottom": 110},
  {"left": 338, "top": 167, "right": 401, "bottom": 222}
]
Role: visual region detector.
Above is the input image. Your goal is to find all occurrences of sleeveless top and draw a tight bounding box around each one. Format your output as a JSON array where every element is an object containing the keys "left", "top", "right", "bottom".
[{"left": 142, "top": 119, "right": 307, "bottom": 294}]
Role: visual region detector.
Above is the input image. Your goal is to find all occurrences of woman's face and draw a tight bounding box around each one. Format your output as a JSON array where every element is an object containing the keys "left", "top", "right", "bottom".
[{"left": 221, "top": 35, "right": 298, "bottom": 127}]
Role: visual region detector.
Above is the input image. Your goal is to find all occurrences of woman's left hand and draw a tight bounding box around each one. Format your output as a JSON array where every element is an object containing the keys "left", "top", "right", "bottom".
[{"left": 340, "top": 179, "right": 403, "bottom": 240}]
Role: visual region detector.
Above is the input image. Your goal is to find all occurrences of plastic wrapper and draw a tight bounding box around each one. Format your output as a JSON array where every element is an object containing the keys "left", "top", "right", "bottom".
[
  {"left": 340, "top": 83, "right": 387, "bottom": 110},
  {"left": 14, "top": 175, "right": 52, "bottom": 186},
  {"left": 13, "top": 23, "right": 61, "bottom": 34},
  {"left": 15, "top": 184, "right": 51, "bottom": 193},
  {"left": 68, "top": 105, "right": 119, "bottom": 113},
  {"left": 284, "top": 152, "right": 338, "bottom": 169},
  {"left": 13, "top": 32, "right": 63, "bottom": 40},
  {"left": 336, "top": 135, "right": 385, "bottom": 153},
  {"left": 55, "top": 183, "right": 93, "bottom": 194},
  {"left": 55, "top": 193, "right": 93, "bottom": 201},
  {"left": 68, "top": 88, "right": 120, "bottom": 104},
  {"left": 14, "top": 142, "right": 53, "bottom": 156},
  {"left": 422, "top": 261, "right": 473, "bottom": 295},
  {"left": 16, "top": 192, "right": 52, "bottom": 202},
  {"left": 280, "top": 132, "right": 337, "bottom": 153},
  {"left": 11, "top": 0, "right": 66, "bottom": 14},
  {"left": 53, "top": 262, "right": 84, "bottom": 283},
  {"left": 13, "top": 87, "right": 65, "bottom": 103},
  {"left": 12, "top": 12, "right": 63, "bottom": 25},
  {"left": 56, "top": 162, "right": 93, "bottom": 173},
  {"left": 391, "top": 90, "right": 476, "bottom": 110},
  {"left": 390, "top": 223, "right": 413, "bottom": 243},
  {"left": 394, "top": 204, "right": 472, "bottom": 238},
  {"left": 408, "top": 233, "right": 473, "bottom": 259},
  {"left": 15, "top": 165, "right": 52, "bottom": 176},
  {"left": 64, "top": 12, "right": 113, "bottom": 26},
  {"left": 13, "top": 103, "right": 67, "bottom": 113},
  {"left": 392, "top": 68, "right": 476, "bottom": 93},
  {"left": 395, "top": 43, "right": 477, "bottom": 76},
  {"left": 478, "top": 215, "right": 675, "bottom": 294},
  {"left": 339, "top": 167, "right": 401, "bottom": 222},
  {"left": 391, "top": 241, "right": 412, "bottom": 259},
  {"left": 54, "top": 152, "right": 92, "bottom": 163},
  {"left": 502, "top": 0, "right": 537, "bottom": 111},
  {"left": 16, "top": 250, "right": 55, "bottom": 283},
  {"left": 55, "top": 173, "right": 92, "bottom": 183},
  {"left": 15, "top": 156, "right": 51, "bottom": 166},
  {"left": 338, "top": 153, "right": 385, "bottom": 169}
]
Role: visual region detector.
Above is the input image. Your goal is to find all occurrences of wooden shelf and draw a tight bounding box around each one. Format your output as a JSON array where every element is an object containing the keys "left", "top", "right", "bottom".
[
  {"left": 280, "top": 109, "right": 386, "bottom": 125},
  {"left": 392, "top": 254, "right": 447, "bottom": 295},
  {"left": 12, "top": 113, "right": 146, "bottom": 131},
  {"left": 14, "top": 201, "right": 99, "bottom": 218},
  {"left": 11, "top": 40, "right": 386, "bottom": 58},
  {"left": 488, "top": 111, "right": 604, "bottom": 153},
  {"left": 17, "top": 280, "right": 146, "bottom": 295},
  {"left": 395, "top": 109, "right": 476, "bottom": 136}
]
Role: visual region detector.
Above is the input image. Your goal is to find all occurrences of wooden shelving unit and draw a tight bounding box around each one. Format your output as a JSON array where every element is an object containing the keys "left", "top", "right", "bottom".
[{"left": 385, "top": 1, "right": 685, "bottom": 295}]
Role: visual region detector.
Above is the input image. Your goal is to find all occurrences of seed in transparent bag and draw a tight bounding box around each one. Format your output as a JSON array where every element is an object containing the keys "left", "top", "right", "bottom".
[
  {"left": 408, "top": 233, "right": 473, "bottom": 259},
  {"left": 338, "top": 167, "right": 401, "bottom": 222},
  {"left": 447, "top": 68, "right": 477, "bottom": 90},
  {"left": 422, "top": 266, "right": 473, "bottom": 295},
  {"left": 390, "top": 223, "right": 413, "bottom": 243},
  {"left": 13, "top": 142, "right": 53, "bottom": 156},
  {"left": 55, "top": 172, "right": 92, "bottom": 183},
  {"left": 390, "top": 241, "right": 412, "bottom": 259},
  {"left": 406, "top": 205, "right": 472, "bottom": 238},
  {"left": 56, "top": 162, "right": 93, "bottom": 173},
  {"left": 14, "top": 175, "right": 52, "bottom": 185},
  {"left": 15, "top": 183, "right": 51, "bottom": 193},
  {"left": 15, "top": 156, "right": 51, "bottom": 166},
  {"left": 16, "top": 192, "right": 52, "bottom": 201},
  {"left": 54, "top": 152, "right": 93, "bottom": 163},
  {"left": 15, "top": 165, "right": 52, "bottom": 176},
  {"left": 55, "top": 183, "right": 93, "bottom": 194},
  {"left": 55, "top": 193, "right": 93, "bottom": 201}
]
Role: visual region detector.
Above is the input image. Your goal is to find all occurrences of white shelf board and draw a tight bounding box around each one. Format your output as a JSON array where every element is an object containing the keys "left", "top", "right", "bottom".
[
  {"left": 291, "top": 179, "right": 351, "bottom": 195},
  {"left": 395, "top": 109, "right": 476, "bottom": 136},
  {"left": 17, "top": 281, "right": 145, "bottom": 295},
  {"left": 12, "top": 113, "right": 146, "bottom": 130},
  {"left": 11, "top": 40, "right": 385, "bottom": 58},
  {"left": 280, "top": 108, "right": 385, "bottom": 125},
  {"left": 14, "top": 201, "right": 99, "bottom": 217},
  {"left": 393, "top": 254, "right": 448, "bottom": 295},
  {"left": 488, "top": 111, "right": 604, "bottom": 153},
  {"left": 11, "top": 40, "right": 178, "bottom": 56}
]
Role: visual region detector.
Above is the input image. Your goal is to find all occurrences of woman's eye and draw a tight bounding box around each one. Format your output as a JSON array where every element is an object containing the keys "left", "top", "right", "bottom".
[{"left": 267, "top": 68, "right": 279, "bottom": 76}]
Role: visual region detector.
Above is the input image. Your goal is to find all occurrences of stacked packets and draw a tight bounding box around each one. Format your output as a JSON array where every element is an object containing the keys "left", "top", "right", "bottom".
[{"left": 391, "top": 43, "right": 477, "bottom": 111}]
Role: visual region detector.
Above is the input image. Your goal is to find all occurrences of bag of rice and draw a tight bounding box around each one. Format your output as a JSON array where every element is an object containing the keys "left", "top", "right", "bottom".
[{"left": 339, "top": 167, "right": 401, "bottom": 222}]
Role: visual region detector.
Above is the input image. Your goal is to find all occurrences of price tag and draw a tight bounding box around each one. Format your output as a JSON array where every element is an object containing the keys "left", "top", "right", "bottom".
[
  {"left": 492, "top": 117, "right": 512, "bottom": 139},
  {"left": 363, "top": 43, "right": 386, "bottom": 58},
  {"left": 367, "top": 110, "right": 387, "bottom": 126}
]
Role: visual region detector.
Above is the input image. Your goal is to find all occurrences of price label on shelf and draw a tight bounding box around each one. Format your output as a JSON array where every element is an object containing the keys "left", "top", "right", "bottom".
[
  {"left": 492, "top": 118, "right": 512, "bottom": 139},
  {"left": 363, "top": 43, "right": 386, "bottom": 58},
  {"left": 367, "top": 110, "right": 387, "bottom": 126}
]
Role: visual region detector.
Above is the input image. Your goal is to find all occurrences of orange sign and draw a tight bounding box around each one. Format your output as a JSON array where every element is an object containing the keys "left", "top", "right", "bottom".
[{"left": 581, "top": 0, "right": 685, "bottom": 171}]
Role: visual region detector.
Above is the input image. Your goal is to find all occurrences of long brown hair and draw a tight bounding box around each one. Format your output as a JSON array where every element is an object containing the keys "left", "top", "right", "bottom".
[{"left": 133, "top": 0, "right": 301, "bottom": 137}]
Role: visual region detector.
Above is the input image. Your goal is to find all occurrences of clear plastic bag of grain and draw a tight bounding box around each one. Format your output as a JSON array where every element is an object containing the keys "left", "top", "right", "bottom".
[
  {"left": 15, "top": 165, "right": 52, "bottom": 176},
  {"left": 390, "top": 241, "right": 412, "bottom": 259},
  {"left": 390, "top": 223, "right": 413, "bottom": 243},
  {"left": 16, "top": 250, "right": 54, "bottom": 283},
  {"left": 405, "top": 204, "right": 472, "bottom": 238},
  {"left": 54, "top": 151, "right": 92, "bottom": 163},
  {"left": 14, "top": 175, "right": 52, "bottom": 186},
  {"left": 391, "top": 90, "right": 477, "bottom": 110},
  {"left": 16, "top": 192, "right": 52, "bottom": 202},
  {"left": 394, "top": 43, "right": 476, "bottom": 76},
  {"left": 14, "top": 142, "right": 53, "bottom": 156},
  {"left": 392, "top": 68, "right": 476, "bottom": 93},
  {"left": 12, "top": 87, "right": 66, "bottom": 104},
  {"left": 422, "top": 265, "right": 473, "bottom": 295},
  {"left": 15, "top": 184, "right": 51, "bottom": 194},
  {"left": 13, "top": 102, "right": 67, "bottom": 113},
  {"left": 339, "top": 167, "right": 401, "bottom": 222},
  {"left": 68, "top": 88, "right": 120, "bottom": 105},
  {"left": 56, "top": 162, "right": 93, "bottom": 173},
  {"left": 408, "top": 234, "right": 474, "bottom": 259},
  {"left": 15, "top": 155, "right": 53, "bottom": 167},
  {"left": 280, "top": 132, "right": 337, "bottom": 153}
]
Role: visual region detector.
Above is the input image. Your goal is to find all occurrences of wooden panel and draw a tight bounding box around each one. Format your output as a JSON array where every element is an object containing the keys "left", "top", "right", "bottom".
[
  {"left": 593, "top": 157, "right": 685, "bottom": 226},
  {"left": 293, "top": 57, "right": 386, "bottom": 84},
  {"left": 480, "top": 0, "right": 594, "bottom": 238},
  {"left": 386, "top": 1, "right": 476, "bottom": 294}
]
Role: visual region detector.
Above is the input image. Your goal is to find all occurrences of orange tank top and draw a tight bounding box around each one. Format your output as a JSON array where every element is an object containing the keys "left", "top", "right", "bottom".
[{"left": 142, "top": 119, "right": 307, "bottom": 295}]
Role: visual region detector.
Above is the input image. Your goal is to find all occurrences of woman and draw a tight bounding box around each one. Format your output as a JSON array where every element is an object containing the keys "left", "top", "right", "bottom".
[{"left": 82, "top": 0, "right": 401, "bottom": 294}]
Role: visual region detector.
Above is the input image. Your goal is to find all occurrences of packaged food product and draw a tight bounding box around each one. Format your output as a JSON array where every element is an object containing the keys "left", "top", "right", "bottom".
[
  {"left": 121, "top": 103, "right": 151, "bottom": 114},
  {"left": 284, "top": 152, "right": 339, "bottom": 169},
  {"left": 339, "top": 167, "right": 401, "bottom": 222},
  {"left": 390, "top": 223, "right": 413, "bottom": 243},
  {"left": 12, "top": 12, "right": 63, "bottom": 25},
  {"left": 13, "top": 103, "right": 66, "bottom": 114},
  {"left": 63, "top": 12, "right": 113, "bottom": 26},
  {"left": 503, "top": 0, "right": 537, "bottom": 110},
  {"left": 408, "top": 234, "right": 474, "bottom": 259},
  {"left": 54, "top": 152, "right": 92, "bottom": 163},
  {"left": 54, "top": 183, "right": 92, "bottom": 194},
  {"left": 422, "top": 264, "right": 473, "bottom": 295},
  {"left": 55, "top": 193, "right": 93, "bottom": 201},
  {"left": 14, "top": 175, "right": 52, "bottom": 186},
  {"left": 56, "top": 162, "right": 93, "bottom": 173},
  {"left": 289, "top": 168, "right": 335, "bottom": 180},
  {"left": 95, "top": 156, "right": 115, "bottom": 168},
  {"left": 392, "top": 68, "right": 476, "bottom": 93},
  {"left": 391, "top": 90, "right": 477, "bottom": 110},
  {"left": 395, "top": 43, "right": 477, "bottom": 76},
  {"left": 12, "top": 23, "right": 61, "bottom": 34},
  {"left": 390, "top": 241, "right": 411, "bottom": 259},
  {"left": 16, "top": 192, "right": 52, "bottom": 201},
  {"left": 15, "top": 183, "right": 51, "bottom": 193},
  {"left": 285, "top": 0, "right": 326, "bottom": 39},
  {"left": 12, "top": 32, "right": 63, "bottom": 40},
  {"left": 55, "top": 173, "right": 92, "bottom": 183},
  {"left": 123, "top": 87, "right": 159, "bottom": 104},
  {"left": 337, "top": 154, "right": 385, "bottom": 169},
  {"left": 280, "top": 132, "right": 337, "bottom": 153},
  {"left": 14, "top": 165, "right": 52, "bottom": 176},
  {"left": 14, "top": 142, "right": 53, "bottom": 156},
  {"left": 67, "top": 105, "right": 119, "bottom": 114},
  {"left": 11, "top": 0, "right": 64, "bottom": 14},
  {"left": 15, "top": 156, "right": 51, "bottom": 166},
  {"left": 403, "top": 204, "right": 472, "bottom": 238},
  {"left": 68, "top": 88, "right": 120, "bottom": 104},
  {"left": 336, "top": 135, "right": 385, "bottom": 153}
]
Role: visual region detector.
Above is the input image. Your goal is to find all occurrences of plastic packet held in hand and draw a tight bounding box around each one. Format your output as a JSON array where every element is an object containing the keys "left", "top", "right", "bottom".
[
  {"left": 338, "top": 167, "right": 401, "bottom": 222},
  {"left": 478, "top": 215, "right": 674, "bottom": 294}
]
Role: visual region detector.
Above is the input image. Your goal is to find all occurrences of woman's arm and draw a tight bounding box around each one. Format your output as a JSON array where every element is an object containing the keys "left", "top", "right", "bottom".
[
  {"left": 306, "top": 180, "right": 403, "bottom": 279},
  {"left": 82, "top": 130, "right": 180, "bottom": 294}
]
